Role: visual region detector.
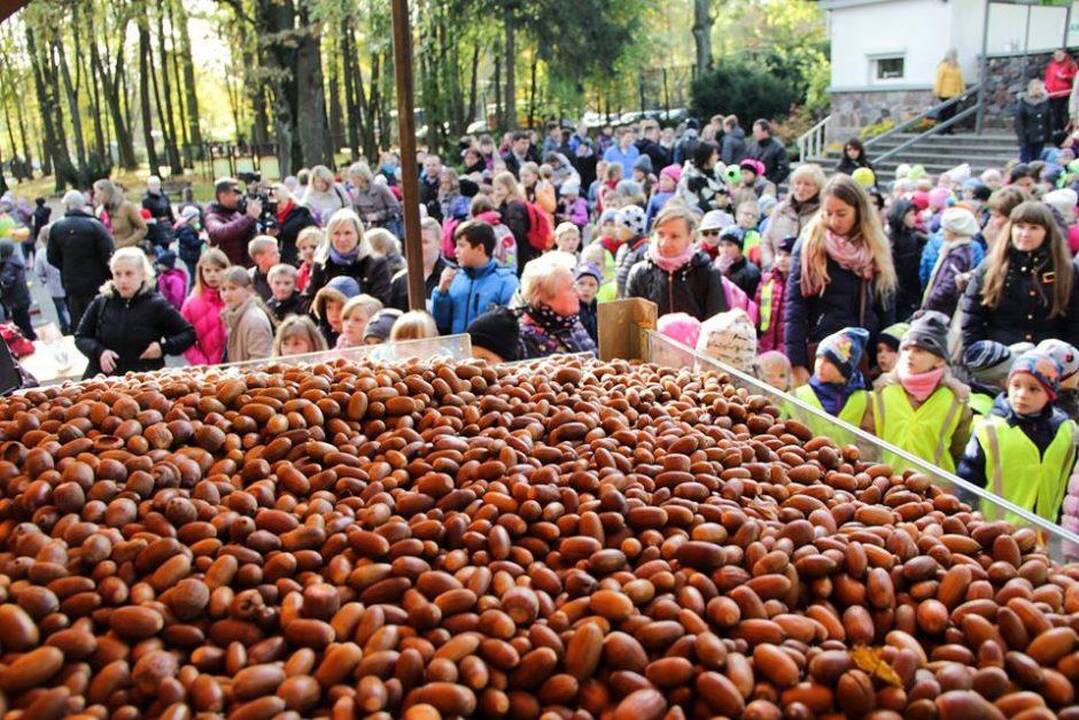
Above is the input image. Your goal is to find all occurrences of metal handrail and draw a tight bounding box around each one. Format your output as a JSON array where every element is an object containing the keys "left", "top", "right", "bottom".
[
  {"left": 863, "top": 83, "right": 982, "bottom": 149},
  {"left": 796, "top": 114, "right": 832, "bottom": 161},
  {"left": 871, "top": 104, "right": 979, "bottom": 165}
]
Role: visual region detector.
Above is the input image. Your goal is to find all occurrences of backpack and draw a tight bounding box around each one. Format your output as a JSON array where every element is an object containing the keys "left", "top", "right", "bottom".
[{"left": 524, "top": 202, "right": 553, "bottom": 252}]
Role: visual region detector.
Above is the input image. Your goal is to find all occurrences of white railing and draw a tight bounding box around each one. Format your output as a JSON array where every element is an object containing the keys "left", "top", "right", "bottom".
[{"left": 796, "top": 114, "right": 831, "bottom": 161}]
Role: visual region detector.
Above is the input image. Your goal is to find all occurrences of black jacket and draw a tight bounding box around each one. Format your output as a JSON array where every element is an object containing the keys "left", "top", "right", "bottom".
[
  {"left": 268, "top": 291, "right": 306, "bottom": 322},
  {"left": 784, "top": 238, "right": 895, "bottom": 368},
  {"left": 725, "top": 257, "right": 761, "bottom": 298},
  {"left": 720, "top": 127, "right": 747, "bottom": 165},
  {"left": 960, "top": 246, "right": 1079, "bottom": 349},
  {"left": 420, "top": 176, "right": 442, "bottom": 222},
  {"left": 625, "top": 250, "right": 728, "bottom": 321},
  {"left": 277, "top": 204, "right": 316, "bottom": 266},
  {"left": 142, "top": 191, "right": 175, "bottom": 223},
  {"left": 887, "top": 199, "right": 927, "bottom": 322},
  {"left": 836, "top": 155, "right": 874, "bottom": 177},
  {"left": 1015, "top": 95, "right": 1051, "bottom": 147},
  {"left": 500, "top": 200, "right": 535, "bottom": 275},
  {"left": 31, "top": 205, "right": 51, "bottom": 243},
  {"left": 47, "top": 209, "right": 114, "bottom": 297},
  {"left": 635, "top": 138, "right": 670, "bottom": 173},
  {"left": 76, "top": 283, "right": 195, "bottom": 379},
  {"left": 303, "top": 253, "right": 392, "bottom": 306},
  {"left": 579, "top": 298, "right": 598, "bottom": 343},
  {"left": 0, "top": 250, "right": 30, "bottom": 308},
  {"left": 747, "top": 136, "right": 790, "bottom": 185},
  {"left": 389, "top": 257, "right": 446, "bottom": 312}
]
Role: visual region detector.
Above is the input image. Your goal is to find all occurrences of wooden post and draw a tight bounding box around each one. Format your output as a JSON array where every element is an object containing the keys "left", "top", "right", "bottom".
[{"left": 391, "top": 0, "right": 426, "bottom": 311}]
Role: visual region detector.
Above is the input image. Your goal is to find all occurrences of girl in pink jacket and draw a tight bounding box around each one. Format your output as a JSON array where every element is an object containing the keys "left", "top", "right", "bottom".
[{"left": 180, "top": 248, "right": 229, "bottom": 365}]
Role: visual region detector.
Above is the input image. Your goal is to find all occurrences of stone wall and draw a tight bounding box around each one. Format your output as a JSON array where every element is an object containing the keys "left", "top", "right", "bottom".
[
  {"left": 828, "top": 88, "right": 936, "bottom": 143},
  {"left": 982, "top": 49, "right": 1067, "bottom": 127}
]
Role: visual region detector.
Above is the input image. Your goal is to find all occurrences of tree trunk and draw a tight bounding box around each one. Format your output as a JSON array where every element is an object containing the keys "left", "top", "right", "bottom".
[
  {"left": 156, "top": 0, "right": 183, "bottom": 175},
  {"left": 54, "top": 38, "right": 88, "bottom": 173},
  {"left": 92, "top": 20, "right": 138, "bottom": 171},
  {"left": 503, "top": 7, "right": 516, "bottom": 130},
  {"left": 692, "top": 0, "right": 714, "bottom": 80},
  {"left": 166, "top": 0, "right": 190, "bottom": 162},
  {"left": 327, "top": 34, "right": 345, "bottom": 161},
  {"left": 259, "top": 0, "right": 299, "bottom": 176},
  {"left": 493, "top": 39, "right": 501, "bottom": 127},
  {"left": 138, "top": 18, "right": 161, "bottom": 177},
  {"left": 295, "top": 3, "right": 329, "bottom": 167},
  {"left": 467, "top": 41, "right": 481, "bottom": 125},
  {"left": 340, "top": 22, "right": 360, "bottom": 160},
  {"left": 527, "top": 50, "right": 537, "bottom": 130},
  {"left": 173, "top": 0, "right": 202, "bottom": 156},
  {"left": 26, "top": 23, "right": 76, "bottom": 190}
]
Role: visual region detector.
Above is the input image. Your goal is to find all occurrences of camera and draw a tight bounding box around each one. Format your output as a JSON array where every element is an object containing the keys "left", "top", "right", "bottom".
[{"left": 236, "top": 171, "right": 276, "bottom": 232}]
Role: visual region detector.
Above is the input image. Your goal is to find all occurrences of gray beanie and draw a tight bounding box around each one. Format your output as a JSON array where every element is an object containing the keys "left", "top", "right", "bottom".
[{"left": 901, "top": 310, "right": 950, "bottom": 360}]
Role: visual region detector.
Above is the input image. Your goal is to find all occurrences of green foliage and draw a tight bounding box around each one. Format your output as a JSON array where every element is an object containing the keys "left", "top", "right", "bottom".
[
  {"left": 860, "top": 118, "right": 896, "bottom": 140},
  {"left": 691, "top": 58, "right": 799, "bottom": 123}
]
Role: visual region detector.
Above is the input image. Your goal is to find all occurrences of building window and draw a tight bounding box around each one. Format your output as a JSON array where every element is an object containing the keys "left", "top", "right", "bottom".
[{"left": 873, "top": 56, "right": 905, "bottom": 81}]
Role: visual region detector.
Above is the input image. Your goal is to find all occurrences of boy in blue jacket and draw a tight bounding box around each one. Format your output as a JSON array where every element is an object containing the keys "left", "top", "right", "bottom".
[{"left": 432, "top": 220, "right": 519, "bottom": 335}]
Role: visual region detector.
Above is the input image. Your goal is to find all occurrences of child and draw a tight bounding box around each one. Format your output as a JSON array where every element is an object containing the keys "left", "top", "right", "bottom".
[
  {"left": 366, "top": 228, "right": 405, "bottom": 276},
  {"left": 613, "top": 205, "right": 648, "bottom": 298},
  {"left": 657, "top": 312, "right": 702, "bottom": 348},
  {"left": 311, "top": 275, "right": 359, "bottom": 348},
  {"left": 574, "top": 263, "right": 601, "bottom": 344},
  {"left": 789, "top": 327, "right": 870, "bottom": 438},
  {"left": 273, "top": 315, "right": 328, "bottom": 357},
  {"left": 467, "top": 308, "right": 520, "bottom": 364},
  {"left": 29, "top": 197, "right": 49, "bottom": 264},
  {"left": 961, "top": 340, "right": 1029, "bottom": 415},
  {"left": 867, "top": 310, "right": 972, "bottom": 473},
  {"left": 1038, "top": 338, "right": 1079, "bottom": 420},
  {"left": 959, "top": 350, "right": 1076, "bottom": 524},
  {"left": 645, "top": 166, "right": 681, "bottom": 231},
  {"left": 267, "top": 263, "right": 304, "bottom": 321},
  {"left": 390, "top": 310, "right": 438, "bottom": 342},
  {"left": 758, "top": 350, "right": 792, "bottom": 393},
  {"left": 695, "top": 210, "right": 735, "bottom": 262},
  {"left": 181, "top": 249, "right": 229, "bottom": 365},
  {"left": 755, "top": 234, "right": 794, "bottom": 354},
  {"left": 337, "top": 294, "right": 384, "bottom": 349},
  {"left": 732, "top": 159, "right": 774, "bottom": 208},
  {"left": 580, "top": 244, "right": 617, "bottom": 304},
  {"left": 220, "top": 266, "right": 275, "bottom": 363},
  {"left": 0, "top": 240, "right": 35, "bottom": 341},
  {"left": 921, "top": 206, "right": 979, "bottom": 321},
  {"left": 176, "top": 205, "right": 204, "bottom": 282},
  {"left": 736, "top": 201, "right": 763, "bottom": 267},
  {"left": 33, "top": 235, "right": 70, "bottom": 334},
  {"left": 556, "top": 178, "right": 588, "bottom": 230},
  {"left": 247, "top": 236, "right": 280, "bottom": 302},
  {"left": 716, "top": 226, "right": 761, "bottom": 298},
  {"left": 432, "top": 221, "right": 519, "bottom": 335},
  {"left": 155, "top": 249, "right": 188, "bottom": 311},
  {"left": 362, "top": 308, "right": 402, "bottom": 344},
  {"left": 295, "top": 227, "right": 323, "bottom": 293},
  {"left": 875, "top": 323, "right": 910, "bottom": 377},
  {"left": 554, "top": 222, "right": 582, "bottom": 257},
  {"left": 470, "top": 195, "right": 517, "bottom": 271}
]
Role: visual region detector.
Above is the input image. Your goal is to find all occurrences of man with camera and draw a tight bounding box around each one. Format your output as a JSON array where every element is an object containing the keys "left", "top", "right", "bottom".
[{"left": 205, "top": 177, "right": 261, "bottom": 267}]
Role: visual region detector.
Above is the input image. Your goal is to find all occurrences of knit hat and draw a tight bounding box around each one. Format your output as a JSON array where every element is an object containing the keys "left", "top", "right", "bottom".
[
  {"left": 816, "top": 327, "right": 869, "bottom": 380},
  {"left": 1044, "top": 188, "right": 1078, "bottom": 217},
  {"left": 718, "top": 226, "right": 745, "bottom": 249},
  {"left": 896, "top": 163, "right": 912, "bottom": 180},
  {"left": 901, "top": 310, "right": 951, "bottom": 359},
  {"left": 155, "top": 248, "right": 177, "bottom": 269},
  {"left": 574, "top": 262, "right": 603, "bottom": 283},
  {"left": 660, "top": 165, "right": 683, "bottom": 185},
  {"left": 777, "top": 235, "right": 798, "bottom": 254},
  {"left": 1037, "top": 338, "right": 1079, "bottom": 380},
  {"left": 758, "top": 195, "right": 778, "bottom": 218},
  {"left": 467, "top": 308, "right": 520, "bottom": 362},
  {"left": 878, "top": 322, "right": 911, "bottom": 352},
  {"left": 658, "top": 312, "right": 702, "bottom": 348},
  {"left": 633, "top": 155, "right": 653, "bottom": 174},
  {"left": 911, "top": 191, "right": 930, "bottom": 211},
  {"left": 739, "top": 159, "right": 766, "bottom": 178},
  {"left": 180, "top": 205, "right": 200, "bottom": 221},
  {"left": 962, "top": 340, "right": 1013, "bottom": 385},
  {"left": 363, "top": 308, "right": 402, "bottom": 342},
  {"left": 699, "top": 210, "right": 735, "bottom": 233},
  {"left": 928, "top": 188, "right": 951, "bottom": 210},
  {"left": 940, "top": 207, "right": 979, "bottom": 238},
  {"left": 598, "top": 209, "right": 619, "bottom": 227},
  {"left": 615, "top": 205, "right": 646, "bottom": 238},
  {"left": 560, "top": 177, "right": 581, "bottom": 197},
  {"left": 326, "top": 275, "right": 361, "bottom": 299},
  {"left": 1009, "top": 350, "right": 1063, "bottom": 401}
]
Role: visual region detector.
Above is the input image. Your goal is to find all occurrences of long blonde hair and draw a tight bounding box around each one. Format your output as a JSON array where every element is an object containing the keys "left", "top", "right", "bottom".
[
  {"left": 799, "top": 175, "right": 897, "bottom": 301},
  {"left": 981, "top": 201, "right": 1073, "bottom": 317},
  {"left": 93, "top": 179, "right": 126, "bottom": 214},
  {"left": 194, "top": 248, "right": 229, "bottom": 297}
]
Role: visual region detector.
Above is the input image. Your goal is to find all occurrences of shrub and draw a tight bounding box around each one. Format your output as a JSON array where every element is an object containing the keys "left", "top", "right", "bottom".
[{"left": 690, "top": 60, "right": 799, "bottom": 126}]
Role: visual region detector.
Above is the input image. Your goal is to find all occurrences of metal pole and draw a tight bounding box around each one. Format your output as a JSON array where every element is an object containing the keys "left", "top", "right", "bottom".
[
  {"left": 1022, "top": 3, "right": 1032, "bottom": 78},
  {"left": 390, "top": 0, "right": 426, "bottom": 312},
  {"left": 977, "top": 0, "right": 991, "bottom": 134},
  {"left": 1065, "top": 4, "right": 1072, "bottom": 49}
]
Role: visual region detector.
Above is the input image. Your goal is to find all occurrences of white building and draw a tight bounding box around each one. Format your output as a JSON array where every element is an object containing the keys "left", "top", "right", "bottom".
[{"left": 823, "top": 0, "right": 1076, "bottom": 137}]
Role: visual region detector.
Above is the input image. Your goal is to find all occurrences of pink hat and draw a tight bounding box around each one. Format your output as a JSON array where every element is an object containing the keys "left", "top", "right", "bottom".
[
  {"left": 928, "top": 187, "right": 951, "bottom": 210},
  {"left": 658, "top": 312, "right": 701, "bottom": 348},
  {"left": 911, "top": 191, "right": 930, "bottom": 211},
  {"left": 660, "top": 165, "right": 683, "bottom": 185}
]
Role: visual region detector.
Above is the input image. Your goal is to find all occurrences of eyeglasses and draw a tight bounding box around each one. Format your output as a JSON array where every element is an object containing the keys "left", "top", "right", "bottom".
[{"left": 700, "top": 229, "right": 721, "bottom": 237}]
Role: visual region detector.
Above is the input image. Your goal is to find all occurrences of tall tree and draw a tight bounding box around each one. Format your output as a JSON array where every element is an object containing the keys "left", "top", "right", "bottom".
[
  {"left": 692, "top": 0, "right": 714, "bottom": 79},
  {"left": 25, "top": 11, "right": 77, "bottom": 190},
  {"left": 503, "top": 3, "right": 517, "bottom": 129},
  {"left": 91, "top": 5, "right": 138, "bottom": 170},
  {"left": 137, "top": 15, "right": 161, "bottom": 177},
  {"left": 155, "top": 0, "right": 183, "bottom": 174},
  {"left": 295, "top": 0, "right": 329, "bottom": 167}
]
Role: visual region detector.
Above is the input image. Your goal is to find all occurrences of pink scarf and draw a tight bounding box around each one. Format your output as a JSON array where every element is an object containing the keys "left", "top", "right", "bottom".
[
  {"left": 802, "top": 230, "right": 876, "bottom": 297},
  {"left": 650, "top": 242, "right": 696, "bottom": 273},
  {"left": 898, "top": 366, "right": 946, "bottom": 402}
]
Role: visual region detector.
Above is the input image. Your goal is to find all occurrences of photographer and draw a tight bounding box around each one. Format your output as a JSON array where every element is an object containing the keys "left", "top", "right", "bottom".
[{"left": 205, "top": 176, "right": 261, "bottom": 267}]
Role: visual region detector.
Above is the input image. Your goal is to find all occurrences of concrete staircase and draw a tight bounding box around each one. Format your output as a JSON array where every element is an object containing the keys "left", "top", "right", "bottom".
[{"left": 806, "top": 132, "right": 1019, "bottom": 179}]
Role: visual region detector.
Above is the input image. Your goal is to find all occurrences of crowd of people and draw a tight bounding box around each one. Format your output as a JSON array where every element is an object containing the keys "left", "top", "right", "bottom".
[{"left": 6, "top": 103, "right": 1079, "bottom": 528}]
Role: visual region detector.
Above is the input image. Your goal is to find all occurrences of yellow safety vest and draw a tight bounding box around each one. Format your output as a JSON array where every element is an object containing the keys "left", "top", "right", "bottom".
[
  {"left": 791, "top": 384, "right": 867, "bottom": 445},
  {"left": 978, "top": 415, "right": 1077, "bottom": 524},
  {"left": 759, "top": 279, "right": 776, "bottom": 332},
  {"left": 969, "top": 393, "right": 995, "bottom": 416},
  {"left": 871, "top": 384, "right": 963, "bottom": 473}
]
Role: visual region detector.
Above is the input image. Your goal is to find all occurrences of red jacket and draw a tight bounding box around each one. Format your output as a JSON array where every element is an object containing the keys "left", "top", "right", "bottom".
[
  {"left": 1046, "top": 57, "right": 1078, "bottom": 97},
  {"left": 180, "top": 287, "right": 227, "bottom": 365},
  {"left": 754, "top": 268, "right": 787, "bottom": 354}
]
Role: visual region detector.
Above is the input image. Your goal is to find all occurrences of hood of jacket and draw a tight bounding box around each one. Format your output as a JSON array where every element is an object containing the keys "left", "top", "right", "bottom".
[{"left": 887, "top": 199, "right": 914, "bottom": 234}]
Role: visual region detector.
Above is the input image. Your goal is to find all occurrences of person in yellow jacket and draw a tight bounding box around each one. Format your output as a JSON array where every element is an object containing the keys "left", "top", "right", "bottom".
[
  {"left": 864, "top": 311, "right": 973, "bottom": 473},
  {"left": 934, "top": 50, "right": 966, "bottom": 134},
  {"left": 958, "top": 350, "right": 1077, "bottom": 525},
  {"left": 789, "top": 327, "right": 871, "bottom": 441}
]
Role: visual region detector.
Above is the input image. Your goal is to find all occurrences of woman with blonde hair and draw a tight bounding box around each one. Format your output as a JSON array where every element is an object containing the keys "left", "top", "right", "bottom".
[
  {"left": 301, "top": 165, "right": 349, "bottom": 225},
  {"left": 92, "top": 179, "right": 147, "bottom": 248},
  {"left": 75, "top": 246, "right": 194, "bottom": 378},
  {"left": 517, "top": 251, "right": 597, "bottom": 359},
  {"left": 961, "top": 200, "right": 1079, "bottom": 349},
  {"left": 347, "top": 161, "right": 401, "bottom": 230},
  {"left": 784, "top": 175, "right": 898, "bottom": 386},
  {"left": 491, "top": 170, "right": 533, "bottom": 273},
  {"left": 302, "top": 208, "right": 391, "bottom": 305},
  {"left": 933, "top": 49, "right": 965, "bottom": 134},
  {"left": 761, "top": 163, "right": 826, "bottom": 268}
]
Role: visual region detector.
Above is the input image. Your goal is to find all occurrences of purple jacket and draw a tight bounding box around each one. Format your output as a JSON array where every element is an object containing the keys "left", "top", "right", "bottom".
[{"left": 922, "top": 239, "right": 976, "bottom": 318}]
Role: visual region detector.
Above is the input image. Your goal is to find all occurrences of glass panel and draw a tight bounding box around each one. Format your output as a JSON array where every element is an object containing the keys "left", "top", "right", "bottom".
[
  {"left": 642, "top": 331, "right": 1079, "bottom": 562},
  {"left": 215, "top": 333, "right": 474, "bottom": 372},
  {"left": 876, "top": 57, "right": 904, "bottom": 80}
]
